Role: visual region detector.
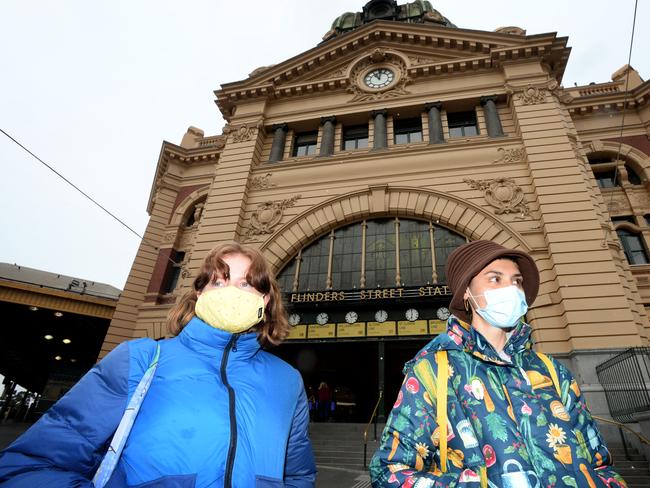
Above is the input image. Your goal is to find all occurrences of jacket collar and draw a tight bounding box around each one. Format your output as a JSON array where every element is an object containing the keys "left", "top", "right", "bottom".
[
  {"left": 431, "top": 315, "right": 533, "bottom": 364},
  {"left": 178, "top": 316, "right": 261, "bottom": 360}
]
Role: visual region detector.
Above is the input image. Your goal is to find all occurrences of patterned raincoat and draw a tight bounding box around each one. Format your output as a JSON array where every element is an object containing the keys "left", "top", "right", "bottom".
[{"left": 370, "top": 316, "right": 627, "bottom": 487}]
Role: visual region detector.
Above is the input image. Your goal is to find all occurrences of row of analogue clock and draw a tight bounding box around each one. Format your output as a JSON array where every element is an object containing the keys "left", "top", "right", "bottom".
[{"left": 288, "top": 307, "right": 450, "bottom": 326}]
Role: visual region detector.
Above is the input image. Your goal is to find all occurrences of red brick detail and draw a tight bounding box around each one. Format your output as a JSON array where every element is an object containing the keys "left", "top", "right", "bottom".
[
  {"left": 171, "top": 184, "right": 208, "bottom": 216},
  {"left": 604, "top": 135, "right": 650, "bottom": 158},
  {"left": 147, "top": 248, "right": 175, "bottom": 295}
]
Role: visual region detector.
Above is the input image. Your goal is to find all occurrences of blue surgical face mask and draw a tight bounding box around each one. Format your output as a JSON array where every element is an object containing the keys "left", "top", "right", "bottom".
[{"left": 467, "top": 285, "right": 528, "bottom": 329}]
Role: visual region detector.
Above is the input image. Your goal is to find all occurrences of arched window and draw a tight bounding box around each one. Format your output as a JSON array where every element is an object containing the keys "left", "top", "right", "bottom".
[
  {"left": 185, "top": 199, "right": 205, "bottom": 227},
  {"left": 625, "top": 163, "right": 642, "bottom": 185},
  {"left": 588, "top": 156, "right": 619, "bottom": 188},
  {"left": 616, "top": 228, "right": 649, "bottom": 265},
  {"left": 276, "top": 218, "right": 466, "bottom": 291}
]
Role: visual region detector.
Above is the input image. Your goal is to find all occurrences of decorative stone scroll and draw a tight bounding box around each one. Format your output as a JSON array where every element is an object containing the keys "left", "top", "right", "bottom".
[
  {"left": 547, "top": 79, "right": 574, "bottom": 104},
  {"left": 161, "top": 231, "right": 177, "bottom": 245},
  {"left": 245, "top": 195, "right": 301, "bottom": 240},
  {"left": 223, "top": 121, "right": 263, "bottom": 143},
  {"left": 408, "top": 55, "right": 440, "bottom": 66},
  {"left": 323, "top": 66, "right": 349, "bottom": 80},
  {"left": 464, "top": 177, "right": 529, "bottom": 216},
  {"left": 516, "top": 85, "right": 547, "bottom": 105},
  {"left": 250, "top": 173, "right": 277, "bottom": 190},
  {"left": 493, "top": 146, "right": 527, "bottom": 164}
]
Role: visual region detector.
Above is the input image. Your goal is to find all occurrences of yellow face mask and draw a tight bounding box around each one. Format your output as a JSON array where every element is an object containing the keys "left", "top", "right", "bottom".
[{"left": 195, "top": 286, "right": 266, "bottom": 334}]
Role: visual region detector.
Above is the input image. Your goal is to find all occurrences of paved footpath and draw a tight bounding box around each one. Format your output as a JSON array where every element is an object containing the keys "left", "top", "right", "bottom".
[{"left": 316, "top": 465, "right": 370, "bottom": 488}]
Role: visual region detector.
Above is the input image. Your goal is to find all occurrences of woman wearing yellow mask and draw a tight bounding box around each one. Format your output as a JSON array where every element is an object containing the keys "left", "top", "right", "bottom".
[{"left": 0, "top": 242, "right": 317, "bottom": 487}]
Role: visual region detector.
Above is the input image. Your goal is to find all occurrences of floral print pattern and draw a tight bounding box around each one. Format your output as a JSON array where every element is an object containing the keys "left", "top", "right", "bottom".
[{"left": 370, "top": 316, "right": 627, "bottom": 487}]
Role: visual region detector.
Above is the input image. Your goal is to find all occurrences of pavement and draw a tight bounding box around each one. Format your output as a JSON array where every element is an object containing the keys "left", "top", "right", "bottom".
[
  {"left": 316, "top": 465, "right": 370, "bottom": 487},
  {"left": 0, "top": 422, "right": 371, "bottom": 487}
]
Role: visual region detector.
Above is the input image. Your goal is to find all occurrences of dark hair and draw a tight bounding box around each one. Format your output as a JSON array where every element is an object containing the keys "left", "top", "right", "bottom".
[{"left": 166, "top": 242, "right": 290, "bottom": 347}]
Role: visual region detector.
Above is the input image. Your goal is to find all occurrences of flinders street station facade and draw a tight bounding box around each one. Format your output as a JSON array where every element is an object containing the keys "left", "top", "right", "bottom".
[{"left": 101, "top": 1, "right": 650, "bottom": 427}]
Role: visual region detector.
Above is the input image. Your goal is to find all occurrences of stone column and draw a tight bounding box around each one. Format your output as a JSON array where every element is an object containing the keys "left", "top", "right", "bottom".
[
  {"left": 269, "top": 123, "right": 288, "bottom": 162},
  {"left": 372, "top": 109, "right": 388, "bottom": 150},
  {"left": 425, "top": 102, "right": 445, "bottom": 144},
  {"left": 319, "top": 116, "right": 336, "bottom": 157},
  {"left": 480, "top": 95, "right": 505, "bottom": 137}
]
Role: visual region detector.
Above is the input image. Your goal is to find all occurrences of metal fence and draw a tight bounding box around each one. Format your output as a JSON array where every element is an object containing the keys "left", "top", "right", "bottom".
[{"left": 596, "top": 347, "right": 650, "bottom": 423}]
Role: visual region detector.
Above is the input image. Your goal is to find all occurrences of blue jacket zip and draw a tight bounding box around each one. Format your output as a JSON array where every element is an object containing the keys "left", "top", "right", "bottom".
[{"left": 221, "top": 334, "right": 239, "bottom": 488}]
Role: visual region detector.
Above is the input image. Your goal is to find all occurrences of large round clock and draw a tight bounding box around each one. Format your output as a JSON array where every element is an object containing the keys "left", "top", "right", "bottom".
[
  {"left": 436, "top": 307, "right": 450, "bottom": 321},
  {"left": 405, "top": 308, "right": 419, "bottom": 322},
  {"left": 345, "top": 311, "right": 358, "bottom": 324},
  {"left": 364, "top": 68, "right": 395, "bottom": 89},
  {"left": 316, "top": 312, "right": 329, "bottom": 325},
  {"left": 375, "top": 309, "right": 388, "bottom": 323}
]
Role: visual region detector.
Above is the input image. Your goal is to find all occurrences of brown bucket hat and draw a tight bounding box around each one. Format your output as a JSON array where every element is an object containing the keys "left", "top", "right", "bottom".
[{"left": 445, "top": 240, "right": 539, "bottom": 323}]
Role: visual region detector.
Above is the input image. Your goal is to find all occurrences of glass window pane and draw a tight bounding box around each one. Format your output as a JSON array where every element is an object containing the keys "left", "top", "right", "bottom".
[
  {"left": 395, "top": 133, "right": 408, "bottom": 145},
  {"left": 398, "top": 220, "right": 432, "bottom": 286},
  {"left": 617, "top": 229, "right": 649, "bottom": 265},
  {"left": 464, "top": 125, "right": 478, "bottom": 136},
  {"left": 449, "top": 127, "right": 463, "bottom": 138},
  {"left": 366, "top": 219, "right": 396, "bottom": 288},
  {"left": 626, "top": 164, "right": 642, "bottom": 185},
  {"left": 409, "top": 131, "right": 423, "bottom": 143},
  {"left": 434, "top": 227, "right": 467, "bottom": 283},
  {"left": 276, "top": 258, "right": 297, "bottom": 292},
  {"left": 331, "top": 223, "right": 363, "bottom": 289},
  {"left": 298, "top": 237, "right": 331, "bottom": 291}
]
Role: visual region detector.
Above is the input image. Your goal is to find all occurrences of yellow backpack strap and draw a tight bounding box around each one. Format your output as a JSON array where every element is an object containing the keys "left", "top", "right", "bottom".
[
  {"left": 536, "top": 351, "right": 561, "bottom": 398},
  {"left": 436, "top": 350, "right": 449, "bottom": 473}
]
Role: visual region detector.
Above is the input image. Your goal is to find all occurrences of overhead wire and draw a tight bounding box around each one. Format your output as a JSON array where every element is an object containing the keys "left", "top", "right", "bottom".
[
  {"left": 605, "top": 0, "right": 639, "bottom": 244},
  {"left": 0, "top": 127, "right": 181, "bottom": 267}
]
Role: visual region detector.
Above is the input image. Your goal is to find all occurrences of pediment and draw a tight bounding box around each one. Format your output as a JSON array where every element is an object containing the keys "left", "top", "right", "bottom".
[{"left": 216, "top": 21, "right": 569, "bottom": 113}]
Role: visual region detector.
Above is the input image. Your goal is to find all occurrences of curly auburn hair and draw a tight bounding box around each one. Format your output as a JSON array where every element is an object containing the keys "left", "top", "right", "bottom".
[{"left": 166, "top": 242, "right": 290, "bottom": 347}]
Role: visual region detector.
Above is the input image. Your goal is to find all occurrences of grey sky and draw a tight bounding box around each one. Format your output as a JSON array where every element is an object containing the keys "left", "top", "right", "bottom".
[{"left": 1, "top": 1, "right": 648, "bottom": 290}]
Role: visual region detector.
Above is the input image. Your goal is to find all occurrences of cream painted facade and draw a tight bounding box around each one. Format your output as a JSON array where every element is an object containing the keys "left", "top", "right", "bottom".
[{"left": 102, "top": 3, "right": 650, "bottom": 425}]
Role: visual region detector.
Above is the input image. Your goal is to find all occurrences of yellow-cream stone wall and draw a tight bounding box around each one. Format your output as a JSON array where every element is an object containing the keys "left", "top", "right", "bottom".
[{"left": 103, "top": 32, "right": 650, "bottom": 357}]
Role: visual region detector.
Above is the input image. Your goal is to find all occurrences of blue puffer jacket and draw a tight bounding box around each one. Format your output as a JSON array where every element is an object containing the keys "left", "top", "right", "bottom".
[{"left": 0, "top": 317, "right": 317, "bottom": 487}]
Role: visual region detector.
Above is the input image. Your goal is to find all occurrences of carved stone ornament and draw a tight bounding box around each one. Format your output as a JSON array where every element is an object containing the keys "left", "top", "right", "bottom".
[
  {"left": 464, "top": 177, "right": 529, "bottom": 216},
  {"left": 494, "top": 146, "right": 527, "bottom": 164},
  {"left": 631, "top": 192, "right": 650, "bottom": 209},
  {"left": 223, "top": 120, "right": 264, "bottom": 143},
  {"left": 250, "top": 173, "right": 277, "bottom": 190},
  {"left": 348, "top": 49, "right": 411, "bottom": 102},
  {"left": 408, "top": 55, "right": 440, "bottom": 66},
  {"left": 162, "top": 231, "right": 177, "bottom": 245},
  {"left": 245, "top": 195, "right": 301, "bottom": 240},
  {"left": 547, "top": 79, "right": 574, "bottom": 104},
  {"left": 494, "top": 26, "right": 526, "bottom": 36},
  {"left": 322, "top": 66, "right": 349, "bottom": 80},
  {"left": 516, "top": 85, "right": 547, "bottom": 105}
]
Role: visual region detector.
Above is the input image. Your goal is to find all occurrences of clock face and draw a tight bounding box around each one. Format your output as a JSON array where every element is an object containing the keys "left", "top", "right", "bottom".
[
  {"left": 316, "top": 312, "right": 329, "bottom": 325},
  {"left": 364, "top": 68, "right": 395, "bottom": 89},
  {"left": 375, "top": 309, "right": 388, "bottom": 323},
  {"left": 345, "top": 311, "right": 358, "bottom": 324},
  {"left": 288, "top": 313, "right": 300, "bottom": 326},
  {"left": 436, "top": 307, "right": 450, "bottom": 321},
  {"left": 405, "top": 308, "right": 419, "bottom": 322}
]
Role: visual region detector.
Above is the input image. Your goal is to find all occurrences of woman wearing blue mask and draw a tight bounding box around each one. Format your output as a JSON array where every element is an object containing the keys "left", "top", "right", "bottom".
[
  {"left": 0, "top": 242, "right": 317, "bottom": 487},
  {"left": 370, "top": 240, "right": 626, "bottom": 488}
]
